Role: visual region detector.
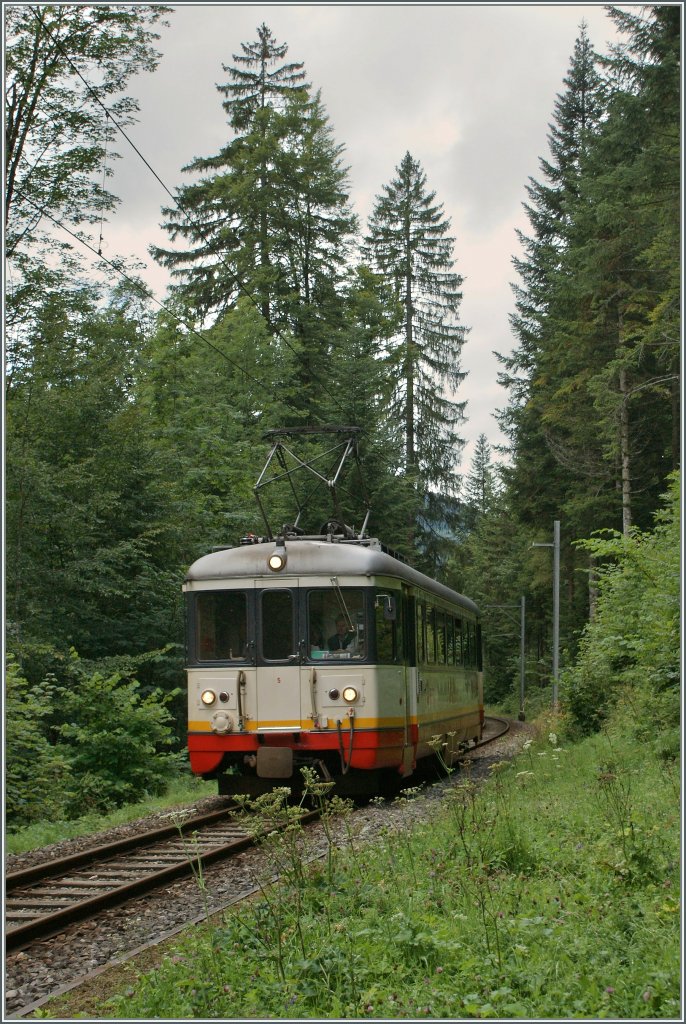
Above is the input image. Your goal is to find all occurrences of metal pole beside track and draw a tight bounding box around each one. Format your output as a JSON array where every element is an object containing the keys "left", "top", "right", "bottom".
[
  {"left": 519, "top": 595, "right": 526, "bottom": 720},
  {"left": 483, "top": 599, "right": 526, "bottom": 719},
  {"left": 552, "top": 520, "right": 560, "bottom": 710}
]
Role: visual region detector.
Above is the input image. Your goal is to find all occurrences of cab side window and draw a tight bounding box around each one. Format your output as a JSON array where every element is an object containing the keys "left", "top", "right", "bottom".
[
  {"left": 196, "top": 591, "right": 247, "bottom": 662},
  {"left": 262, "top": 590, "right": 294, "bottom": 661},
  {"left": 307, "top": 588, "right": 366, "bottom": 660},
  {"left": 375, "top": 591, "right": 401, "bottom": 664}
]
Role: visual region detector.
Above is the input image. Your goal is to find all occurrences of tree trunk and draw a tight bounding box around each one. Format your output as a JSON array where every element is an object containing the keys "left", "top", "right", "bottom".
[
  {"left": 588, "top": 553, "right": 598, "bottom": 621},
  {"left": 404, "top": 244, "right": 415, "bottom": 473},
  {"left": 671, "top": 375, "right": 680, "bottom": 469},
  {"left": 619, "top": 364, "right": 632, "bottom": 535}
]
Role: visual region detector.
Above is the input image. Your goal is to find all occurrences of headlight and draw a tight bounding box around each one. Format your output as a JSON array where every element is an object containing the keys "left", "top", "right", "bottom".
[
  {"left": 268, "top": 538, "right": 287, "bottom": 571},
  {"left": 342, "top": 686, "right": 359, "bottom": 703},
  {"left": 201, "top": 689, "right": 216, "bottom": 706}
]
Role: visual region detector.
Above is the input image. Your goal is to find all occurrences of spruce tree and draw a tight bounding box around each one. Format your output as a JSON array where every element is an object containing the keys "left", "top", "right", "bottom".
[
  {"left": 219, "top": 22, "right": 308, "bottom": 124},
  {"left": 151, "top": 22, "right": 357, "bottom": 355},
  {"left": 578, "top": 4, "right": 681, "bottom": 527},
  {"left": 463, "top": 434, "right": 497, "bottom": 528},
  {"left": 501, "top": 13, "right": 679, "bottom": 538},
  {"left": 364, "top": 151, "right": 467, "bottom": 500},
  {"left": 535, "top": 5, "right": 681, "bottom": 534},
  {"left": 498, "top": 22, "right": 608, "bottom": 535}
]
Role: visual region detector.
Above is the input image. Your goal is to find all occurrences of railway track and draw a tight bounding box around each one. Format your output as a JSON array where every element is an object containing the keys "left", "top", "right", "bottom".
[
  {"left": 5, "top": 716, "right": 531, "bottom": 1019},
  {"left": 5, "top": 717, "right": 510, "bottom": 954},
  {"left": 5, "top": 804, "right": 319, "bottom": 953},
  {"left": 478, "top": 714, "right": 510, "bottom": 746}
]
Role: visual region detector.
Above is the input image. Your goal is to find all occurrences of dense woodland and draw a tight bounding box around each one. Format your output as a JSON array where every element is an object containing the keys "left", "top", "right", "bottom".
[{"left": 5, "top": 6, "right": 680, "bottom": 827}]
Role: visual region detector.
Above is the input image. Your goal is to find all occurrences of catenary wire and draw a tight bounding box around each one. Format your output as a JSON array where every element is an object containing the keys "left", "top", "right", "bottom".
[
  {"left": 21, "top": 6, "right": 468, "bottom": 492},
  {"left": 14, "top": 188, "right": 270, "bottom": 392},
  {"left": 26, "top": 4, "right": 355, "bottom": 426}
]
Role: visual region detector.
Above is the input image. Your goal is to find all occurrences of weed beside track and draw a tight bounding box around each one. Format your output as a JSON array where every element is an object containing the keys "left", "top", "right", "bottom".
[{"left": 37, "top": 716, "right": 681, "bottom": 1021}]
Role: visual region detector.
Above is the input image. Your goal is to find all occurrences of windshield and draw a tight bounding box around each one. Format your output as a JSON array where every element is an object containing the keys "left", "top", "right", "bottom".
[{"left": 307, "top": 588, "right": 366, "bottom": 660}]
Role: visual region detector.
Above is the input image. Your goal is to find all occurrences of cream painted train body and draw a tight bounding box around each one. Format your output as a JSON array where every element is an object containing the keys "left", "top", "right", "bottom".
[{"left": 184, "top": 534, "right": 483, "bottom": 796}]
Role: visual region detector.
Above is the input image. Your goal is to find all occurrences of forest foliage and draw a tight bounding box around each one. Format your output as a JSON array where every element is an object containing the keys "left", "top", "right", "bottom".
[
  {"left": 562, "top": 472, "right": 680, "bottom": 758},
  {"left": 4, "top": 7, "right": 680, "bottom": 829}
]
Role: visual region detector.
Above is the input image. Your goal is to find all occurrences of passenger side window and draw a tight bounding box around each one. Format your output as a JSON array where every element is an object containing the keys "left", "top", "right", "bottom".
[
  {"left": 417, "top": 603, "right": 426, "bottom": 664},
  {"left": 436, "top": 611, "right": 446, "bottom": 664},
  {"left": 446, "top": 617, "right": 456, "bottom": 665},
  {"left": 469, "top": 622, "right": 477, "bottom": 668},
  {"left": 455, "top": 618, "right": 463, "bottom": 665},
  {"left": 426, "top": 607, "right": 436, "bottom": 663}
]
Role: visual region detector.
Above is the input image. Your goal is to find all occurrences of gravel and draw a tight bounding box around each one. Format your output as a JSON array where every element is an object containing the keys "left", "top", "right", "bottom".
[{"left": 4, "top": 718, "right": 536, "bottom": 1018}]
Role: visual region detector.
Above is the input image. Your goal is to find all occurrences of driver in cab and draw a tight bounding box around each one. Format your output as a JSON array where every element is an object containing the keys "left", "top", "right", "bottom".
[{"left": 328, "top": 616, "right": 355, "bottom": 651}]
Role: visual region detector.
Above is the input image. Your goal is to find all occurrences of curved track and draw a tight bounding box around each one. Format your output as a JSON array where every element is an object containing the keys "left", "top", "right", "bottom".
[
  {"left": 477, "top": 714, "right": 510, "bottom": 746},
  {"left": 5, "top": 717, "right": 510, "bottom": 953}
]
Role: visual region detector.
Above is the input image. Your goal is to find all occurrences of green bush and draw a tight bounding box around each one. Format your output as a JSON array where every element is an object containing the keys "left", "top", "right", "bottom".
[
  {"left": 563, "top": 472, "right": 680, "bottom": 753},
  {"left": 56, "top": 652, "right": 183, "bottom": 816},
  {"left": 5, "top": 650, "right": 183, "bottom": 829},
  {"left": 105, "top": 726, "right": 680, "bottom": 1021},
  {"left": 5, "top": 657, "right": 73, "bottom": 827}
]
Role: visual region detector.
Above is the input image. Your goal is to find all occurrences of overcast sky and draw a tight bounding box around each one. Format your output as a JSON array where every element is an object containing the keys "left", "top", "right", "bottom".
[{"left": 100, "top": 2, "right": 625, "bottom": 472}]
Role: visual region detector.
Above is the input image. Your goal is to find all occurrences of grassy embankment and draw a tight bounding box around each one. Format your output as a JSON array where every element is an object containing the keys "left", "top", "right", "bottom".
[
  {"left": 5, "top": 774, "right": 217, "bottom": 856},
  {"left": 36, "top": 703, "right": 680, "bottom": 1021}
]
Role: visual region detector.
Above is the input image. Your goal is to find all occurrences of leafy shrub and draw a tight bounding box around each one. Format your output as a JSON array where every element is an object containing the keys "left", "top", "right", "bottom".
[
  {"left": 5, "top": 650, "right": 183, "bottom": 828},
  {"left": 563, "top": 472, "right": 680, "bottom": 754},
  {"left": 5, "top": 657, "right": 73, "bottom": 827},
  {"left": 55, "top": 651, "right": 183, "bottom": 815}
]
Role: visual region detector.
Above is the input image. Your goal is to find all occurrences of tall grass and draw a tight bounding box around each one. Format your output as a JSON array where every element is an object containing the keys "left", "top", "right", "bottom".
[{"left": 92, "top": 717, "right": 680, "bottom": 1021}]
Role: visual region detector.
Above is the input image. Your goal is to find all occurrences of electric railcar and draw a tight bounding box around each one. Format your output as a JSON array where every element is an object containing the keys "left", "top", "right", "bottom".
[{"left": 184, "top": 533, "right": 484, "bottom": 796}]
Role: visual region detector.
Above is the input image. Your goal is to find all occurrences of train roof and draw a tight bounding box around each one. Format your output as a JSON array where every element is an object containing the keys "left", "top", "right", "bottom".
[{"left": 185, "top": 537, "right": 480, "bottom": 616}]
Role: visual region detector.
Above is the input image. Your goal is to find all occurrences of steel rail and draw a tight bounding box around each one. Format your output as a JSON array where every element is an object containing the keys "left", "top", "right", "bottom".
[
  {"left": 5, "top": 806, "right": 236, "bottom": 891},
  {"left": 5, "top": 716, "right": 513, "bottom": 952},
  {"left": 5, "top": 807, "right": 319, "bottom": 952},
  {"left": 477, "top": 715, "right": 511, "bottom": 746}
]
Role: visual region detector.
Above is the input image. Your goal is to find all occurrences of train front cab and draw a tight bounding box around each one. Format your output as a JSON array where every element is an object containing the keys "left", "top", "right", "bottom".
[{"left": 185, "top": 575, "right": 483, "bottom": 796}]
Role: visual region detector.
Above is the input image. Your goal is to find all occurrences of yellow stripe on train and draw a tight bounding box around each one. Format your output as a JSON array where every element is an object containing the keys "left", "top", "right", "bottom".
[{"left": 188, "top": 716, "right": 413, "bottom": 733}]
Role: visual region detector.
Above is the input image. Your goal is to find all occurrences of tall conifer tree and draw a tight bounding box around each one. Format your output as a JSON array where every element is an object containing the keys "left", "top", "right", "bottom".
[
  {"left": 573, "top": 4, "right": 681, "bottom": 530},
  {"left": 151, "top": 22, "right": 357, "bottom": 353},
  {"left": 364, "top": 152, "right": 467, "bottom": 499},
  {"left": 497, "top": 23, "right": 609, "bottom": 531},
  {"left": 501, "top": 13, "right": 679, "bottom": 537},
  {"left": 463, "top": 434, "right": 497, "bottom": 526}
]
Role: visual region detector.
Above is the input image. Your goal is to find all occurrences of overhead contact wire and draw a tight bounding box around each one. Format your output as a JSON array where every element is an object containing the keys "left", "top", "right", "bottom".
[
  {"left": 27, "top": 5, "right": 355, "bottom": 427},
  {"left": 15, "top": 189, "right": 268, "bottom": 390}
]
